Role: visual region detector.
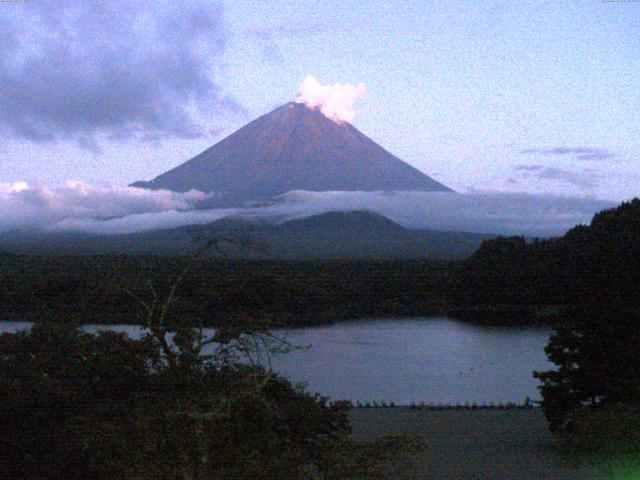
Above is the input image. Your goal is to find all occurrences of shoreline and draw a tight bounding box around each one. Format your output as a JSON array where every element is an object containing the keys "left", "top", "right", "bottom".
[{"left": 0, "top": 306, "right": 561, "bottom": 329}]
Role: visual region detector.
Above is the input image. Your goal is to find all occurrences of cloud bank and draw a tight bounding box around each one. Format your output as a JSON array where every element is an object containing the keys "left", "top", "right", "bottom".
[
  {"left": 0, "top": 182, "right": 205, "bottom": 231},
  {"left": 5, "top": 188, "right": 613, "bottom": 238},
  {"left": 257, "top": 191, "right": 613, "bottom": 237},
  {"left": 295, "top": 76, "right": 366, "bottom": 123},
  {"left": 0, "top": 0, "right": 239, "bottom": 148}
]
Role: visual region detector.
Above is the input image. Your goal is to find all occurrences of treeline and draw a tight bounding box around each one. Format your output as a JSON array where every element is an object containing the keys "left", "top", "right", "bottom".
[
  {"left": 0, "top": 257, "right": 453, "bottom": 326},
  {"left": 3, "top": 198, "right": 639, "bottom": 327},
  {"left": 450, "top": 198, "right": 640, "bottom": 316}
]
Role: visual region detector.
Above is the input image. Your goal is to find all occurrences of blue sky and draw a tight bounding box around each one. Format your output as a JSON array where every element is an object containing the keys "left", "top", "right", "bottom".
[{"left": 0, "top": 0, "right": 638, "bottom": 201}]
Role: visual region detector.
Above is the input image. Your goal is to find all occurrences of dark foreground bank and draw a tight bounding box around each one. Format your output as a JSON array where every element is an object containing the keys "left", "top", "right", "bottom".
[{"left": 349, "top": 408, "right": 609, "bottom": 479}]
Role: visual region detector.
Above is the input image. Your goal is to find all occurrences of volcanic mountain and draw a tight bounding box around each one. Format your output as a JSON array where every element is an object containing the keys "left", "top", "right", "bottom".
[{"left": 132, "top": 102, "right": 451, "bottom": 205}]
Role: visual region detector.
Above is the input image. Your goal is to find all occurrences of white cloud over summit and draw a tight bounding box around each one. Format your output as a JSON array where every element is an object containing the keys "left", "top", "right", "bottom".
[{"left": 295, "top": 76, "right": 366, "bottom": 123}]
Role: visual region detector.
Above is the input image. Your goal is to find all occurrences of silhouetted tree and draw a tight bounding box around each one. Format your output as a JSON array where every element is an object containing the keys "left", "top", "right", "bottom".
[{"left": 534, "top": 302, "right": 640, "bottom": 431}]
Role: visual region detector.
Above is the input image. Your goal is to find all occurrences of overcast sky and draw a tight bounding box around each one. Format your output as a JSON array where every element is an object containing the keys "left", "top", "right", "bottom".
[{"left": 0, "top": 0, "right": 638, "bottom": 212}]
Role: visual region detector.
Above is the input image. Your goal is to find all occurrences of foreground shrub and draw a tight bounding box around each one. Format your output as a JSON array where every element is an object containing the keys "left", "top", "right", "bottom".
[
  {"left": 0, "top": 322, "right": 426, "bottom": 479},
  {"left": 0, "top": 322, "right": 352, "bottom": 479}
]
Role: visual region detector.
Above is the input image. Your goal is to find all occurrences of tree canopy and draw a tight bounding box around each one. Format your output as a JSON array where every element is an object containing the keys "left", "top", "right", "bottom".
[
  {"left": 533, "top": 302, "right": 640, "bottom": 431},
  {"left": 0, "top": 321, "right": 358, "bottom": 479},
  {"left": 451, "top": 198, "right": 640, "bottom": 313}
]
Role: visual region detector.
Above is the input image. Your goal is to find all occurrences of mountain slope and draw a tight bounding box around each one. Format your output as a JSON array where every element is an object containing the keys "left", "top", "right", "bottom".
[{"left": 132, "top": 102, "right": 450, "bottom": 205}]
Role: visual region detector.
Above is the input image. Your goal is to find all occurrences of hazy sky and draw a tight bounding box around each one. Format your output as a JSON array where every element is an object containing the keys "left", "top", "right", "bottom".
[{"left": 0, "top": 0, "right": 638, "bottom": 201}]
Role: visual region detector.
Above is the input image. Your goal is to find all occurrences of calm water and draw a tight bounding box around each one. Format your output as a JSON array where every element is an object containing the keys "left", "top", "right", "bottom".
[{"left": 0, "top": 317, "right": 552, "bottom": 405}]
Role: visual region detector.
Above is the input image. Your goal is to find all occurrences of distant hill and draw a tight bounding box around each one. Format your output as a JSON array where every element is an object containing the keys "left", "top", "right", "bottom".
[
  {"left": 450, "top": 198, "right": 640, "bottom": 310},
  {"left": 132, "top": 102, "right": 450, "bottom": 206},
  {"left": 0, "top": 210, "right": 492, "bottom": 260}
]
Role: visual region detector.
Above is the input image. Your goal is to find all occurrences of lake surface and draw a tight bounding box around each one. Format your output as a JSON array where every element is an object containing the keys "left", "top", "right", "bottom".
[{"left": 0, "top": 317, "right": 553, "bottom": 405}]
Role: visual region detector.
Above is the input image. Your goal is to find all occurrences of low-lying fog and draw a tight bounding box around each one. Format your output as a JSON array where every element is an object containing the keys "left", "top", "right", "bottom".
[{"left": 0, "top": 181, "right": 615, "bottom": 237}]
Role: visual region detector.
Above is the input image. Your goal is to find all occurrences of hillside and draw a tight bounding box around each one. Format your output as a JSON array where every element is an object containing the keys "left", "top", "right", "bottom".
[{"left": 450, "top": 198, "right": 640, "bottom": 313}]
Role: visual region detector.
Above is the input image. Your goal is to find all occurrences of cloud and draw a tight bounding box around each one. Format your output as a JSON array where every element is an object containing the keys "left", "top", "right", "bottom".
[
  {"left": 244, "top": 22, "right": 332, "bottom": 38},
  {"left": 244, "top": 22, "right": 332, "bottom": 63},
  {"left": 1, "top": 185, "right": 614, "bottom": 238},
  {"left": 56, "top": 190, "right": 615, "bottom": 238},
  {"left": 257, "top": 191, "right": 613, "bottom": 237},
  {"left": 515, "top": 164, "right": 598, "bottom": 190},
  {"left": 295, "top": 76, "right": 366, "bottom": 123},
  {"left": 520, "top": 147, "right": 614, "bottom": 161},
  {"left": 0, "top": 181, "right": 205, "bottom": 231},
  {"left": 0, "top": 0, "right": 240, "bottom": 148},
  {"left": 55, "top": 208, "right": 236, "bottom": 235},
  {"left": 514, "top": 165, "right": 545, "bottom": 172}
]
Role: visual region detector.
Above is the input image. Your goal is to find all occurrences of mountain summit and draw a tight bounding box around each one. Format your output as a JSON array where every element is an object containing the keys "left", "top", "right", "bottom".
[{"left": 132, "top": 102, "right": 451, "bottom": 205}]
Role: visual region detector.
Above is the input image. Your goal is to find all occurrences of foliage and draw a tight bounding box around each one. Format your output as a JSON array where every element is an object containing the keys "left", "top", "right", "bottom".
[
  {"left": 0, "top": 242, "right": 427, "bottom": 478},
  {"left": 450, "top": 198, "right": 640, "bottom": 312},
  {"left": 0, "top": 256, "right": 451, "bottom": 327},
  {"left": 0, "top": 321, "right": 357, "bottom": 479},
  {"left": 0, "top": 323, "right": 155, "bottom": 479},
  {"left": 449, "top": 236, "right": 533, "bottom": 307},
  {"left": 533, "top": 302, "right": 640, "bottom": 431}
]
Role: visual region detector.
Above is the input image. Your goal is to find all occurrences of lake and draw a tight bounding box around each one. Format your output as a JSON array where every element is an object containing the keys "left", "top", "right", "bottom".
[{"left": 0, "top": 317, "right": 553, "bottom": 405}]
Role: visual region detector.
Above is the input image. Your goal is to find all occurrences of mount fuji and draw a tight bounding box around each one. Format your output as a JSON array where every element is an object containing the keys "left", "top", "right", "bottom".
[{"left": 132, "top": 102, "right": 450, "bottom": 205}]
